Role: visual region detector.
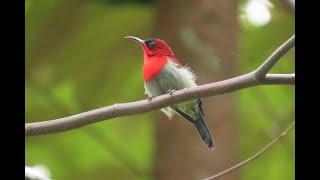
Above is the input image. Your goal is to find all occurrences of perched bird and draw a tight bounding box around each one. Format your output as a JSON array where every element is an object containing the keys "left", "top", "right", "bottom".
[{"left": 125, "top": 36, "right": 214, "bottom": 149}]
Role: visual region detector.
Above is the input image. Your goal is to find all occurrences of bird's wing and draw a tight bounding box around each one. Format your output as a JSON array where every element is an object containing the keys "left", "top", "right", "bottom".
[
  {"left": 197, "top": 99, "right": 205, "bottom": 117},
  {"left": 173, "top": 108, "right": 195, "bottom": 123}
]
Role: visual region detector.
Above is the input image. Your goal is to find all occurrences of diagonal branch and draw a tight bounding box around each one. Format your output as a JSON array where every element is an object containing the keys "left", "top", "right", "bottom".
[
  {"left": 202, "top": 122, "right": 295, "bottom": 180},
  {"left": 255, "top": 35, "right": 295, "bottom": 79},
  {"left": 25, "top": 35, "right": 295, "bottom": 136}
]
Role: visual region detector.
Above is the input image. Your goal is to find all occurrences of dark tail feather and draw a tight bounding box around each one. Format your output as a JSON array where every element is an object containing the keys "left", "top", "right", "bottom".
[{"left": 194, "top": 115, "right": 214, "bottom": 149}]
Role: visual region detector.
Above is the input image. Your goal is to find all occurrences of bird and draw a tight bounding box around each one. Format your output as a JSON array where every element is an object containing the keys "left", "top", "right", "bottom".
[{"left": 125, "top": 36, "right": 214, "bottom": 149}]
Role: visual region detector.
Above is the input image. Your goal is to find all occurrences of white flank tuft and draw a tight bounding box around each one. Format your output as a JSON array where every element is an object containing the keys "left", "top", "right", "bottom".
[
  {"left": 183, "top": 65, "right": 197, "bottom": 82},
  {"left": 161, "top": 107, "right": 175, "bottom": 119}
]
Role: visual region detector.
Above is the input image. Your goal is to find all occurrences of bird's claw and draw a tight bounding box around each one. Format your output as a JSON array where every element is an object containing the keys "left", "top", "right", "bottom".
[
  {"left": 168, "top": 89, "right": 176, "bottom": 95},
  {"left": 148, "top": 96, "right": 154, "bottom": 102}
]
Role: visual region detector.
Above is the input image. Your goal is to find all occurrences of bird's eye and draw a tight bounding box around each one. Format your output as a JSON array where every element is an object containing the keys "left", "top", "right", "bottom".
[{"left": 145, "top": 39, "right": 157, "bottom": 48}]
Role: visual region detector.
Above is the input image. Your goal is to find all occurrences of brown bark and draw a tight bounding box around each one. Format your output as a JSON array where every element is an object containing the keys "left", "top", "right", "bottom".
[{"left": 154, "top": 0, "right": 239, "bottom": 179}]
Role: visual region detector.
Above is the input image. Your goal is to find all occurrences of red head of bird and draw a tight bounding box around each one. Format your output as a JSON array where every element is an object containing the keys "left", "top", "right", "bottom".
[{"left": 125, "top": 36, "right": 182, "bottom": 82}]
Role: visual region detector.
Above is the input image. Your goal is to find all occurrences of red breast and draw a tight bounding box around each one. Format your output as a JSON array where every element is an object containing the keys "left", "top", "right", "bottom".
[
  {"left": 143, "top": 55, "right": 168, "bottom": 82},
  {"left": 124, "top": 36, "right": 183, "bottom": 82}
]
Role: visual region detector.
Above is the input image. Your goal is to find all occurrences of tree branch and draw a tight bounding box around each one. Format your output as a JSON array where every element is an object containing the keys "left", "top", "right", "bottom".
[
  {"left": 25, "top": 35, "right": 295, "bottom": 136},
  {"left": 202, "top": 122, "right": 295, "bottom": 180},
  {"left": 263, "top": 73, "right": 295, "bottom": 84},
  {"left": 255, "top": 35, "right": 295, "bottom": 79}
]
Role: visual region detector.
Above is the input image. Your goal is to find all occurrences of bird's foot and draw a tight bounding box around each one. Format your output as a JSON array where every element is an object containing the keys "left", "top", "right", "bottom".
[
  {"left": 148, "top": 96, "right": 154, "bottom": 102},
  {"left": 167, "top": 89, "right": 176, "bottom": 95}
]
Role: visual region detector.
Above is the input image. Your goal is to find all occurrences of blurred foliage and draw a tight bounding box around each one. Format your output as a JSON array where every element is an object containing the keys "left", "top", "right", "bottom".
[
  {"left": 26, "top": 0, "right": 294, "bottom": 179},
  {"left": 81, "top": 0, "right": 153, "bottom": 5},
  {"left": 237, "top": 0, "right": 294, "bottom": 180},
  {"left": 26, "top": 1, "right": 155, "bottom": 179}
]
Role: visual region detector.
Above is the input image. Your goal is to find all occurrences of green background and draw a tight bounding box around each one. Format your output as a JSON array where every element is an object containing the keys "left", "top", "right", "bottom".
[{"left": 26, "top": 0, "right": 294, "bottom": 179}]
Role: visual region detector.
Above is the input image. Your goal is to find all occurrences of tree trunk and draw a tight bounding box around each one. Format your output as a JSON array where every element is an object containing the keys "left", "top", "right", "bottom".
[{"left": 154, "top": 0, "right": 239, "bottom": 179}]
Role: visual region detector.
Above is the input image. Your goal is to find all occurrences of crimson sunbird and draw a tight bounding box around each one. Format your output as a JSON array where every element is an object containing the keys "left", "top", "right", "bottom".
[{"left": 125, "top": 36, "right": 214, "bottom": 149}]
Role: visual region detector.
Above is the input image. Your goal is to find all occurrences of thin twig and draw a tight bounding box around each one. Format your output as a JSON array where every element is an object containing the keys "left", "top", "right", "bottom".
[
  {"left": 202, "top": 122, "right": 295, "bottom": 180},
  {"left": 255, "top": 35, "right": 295, "bottom": 79},
  {"left": 25, "top": 35, "right": 295, "bottom": 136},
  {"left": 263, "top": 73, "right": 295, "bottom": 84}
]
